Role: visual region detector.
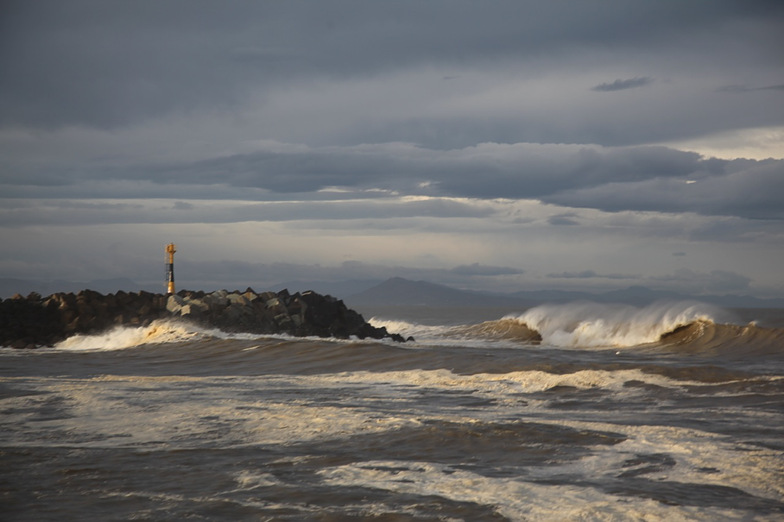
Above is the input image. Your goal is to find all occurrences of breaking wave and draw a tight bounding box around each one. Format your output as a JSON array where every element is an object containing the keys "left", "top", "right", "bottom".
[
  {"left": 54, "top": 320, "right": 240, "bottom": 351},
  {"left": 508, "top": 301, "right": 722, "bottom": 348}
]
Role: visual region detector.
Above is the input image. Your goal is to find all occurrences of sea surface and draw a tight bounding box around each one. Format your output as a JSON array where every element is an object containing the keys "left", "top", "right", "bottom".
[{"left": 2, "top": 301, "right": 783, "bottom": 521}]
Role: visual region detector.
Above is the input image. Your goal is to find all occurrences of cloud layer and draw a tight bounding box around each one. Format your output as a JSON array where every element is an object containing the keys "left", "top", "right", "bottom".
[{"left": 1, "top": 1, "right": 783, "bottom": 297}]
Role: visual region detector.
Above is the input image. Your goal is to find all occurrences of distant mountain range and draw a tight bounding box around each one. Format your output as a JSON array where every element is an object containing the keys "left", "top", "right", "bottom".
[
  {"left": 3, "top": 276, "right": 783, "bottom": 309},
  {"left": 345, "top": 277, "right": 526, "bottom": 307}
]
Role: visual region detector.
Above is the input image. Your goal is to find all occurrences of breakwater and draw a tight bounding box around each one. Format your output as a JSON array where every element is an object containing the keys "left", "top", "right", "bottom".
[{"left": 0, "top": 288, "right": 410, "bottom": 348}]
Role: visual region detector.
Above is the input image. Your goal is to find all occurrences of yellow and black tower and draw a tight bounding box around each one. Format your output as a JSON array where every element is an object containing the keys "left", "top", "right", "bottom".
[{"left": 165, "top": 243, "right": 177, "bottom": 295}]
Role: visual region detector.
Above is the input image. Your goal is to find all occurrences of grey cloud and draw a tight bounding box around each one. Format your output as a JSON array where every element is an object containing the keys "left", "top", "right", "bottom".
[
  {"left": 7, "top": 142, "right": 700, "bottom": 199},
  {"left": 717, "top": 84, "right": 784, "bottom": 93},
  {"left": 0, "top": 179, "right": 279, "bottom": 201},
  {"left": 211, "top": 144, "right": 700, "bottom": 198},
  {"left": 549, "top": 270, "right": 598, "bottom": 279},
  {"left": 546, "top": 268, "right": 754, "bottom": 295},
  {"left": 547, "top": 271, "right": 638, "bottom": 280},
  {"left": 0, "top": 1, "right": 782, "bottom": 300},
  {"left": 432, "top": 146, "right": 704, "bottom": 199},
  {"left": 0, "top": 197, "right": 493, "bottom": 227},
  {"left": 449, "top": 263, "right": 523, "bottom": 276},
  {"left": 548, "top": 214, "right": 580, "bottom": 226},
  {"left": 592, "top": 77, "right": 653, "bottom": 92}
]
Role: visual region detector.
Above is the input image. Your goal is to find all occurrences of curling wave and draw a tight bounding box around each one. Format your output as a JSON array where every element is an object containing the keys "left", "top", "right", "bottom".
[{"left": 658, "top": 320, "right": 784, "bottom": 355}]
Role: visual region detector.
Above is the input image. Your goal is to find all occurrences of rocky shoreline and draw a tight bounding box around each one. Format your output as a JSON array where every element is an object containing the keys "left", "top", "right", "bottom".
[{"left": 0, "top": 288, "right": 411, "bottom": 348}]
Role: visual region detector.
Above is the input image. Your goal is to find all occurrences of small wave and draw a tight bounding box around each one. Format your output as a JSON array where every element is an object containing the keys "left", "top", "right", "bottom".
[
  {"left": 659, "top": 320, "right": 784, "bottom": 356},
  {"left": 368, "top": 318, "right": 452, "bottom": 340},
  {"left": 55, "top": 320, "right": 219, "bottom": 351}
]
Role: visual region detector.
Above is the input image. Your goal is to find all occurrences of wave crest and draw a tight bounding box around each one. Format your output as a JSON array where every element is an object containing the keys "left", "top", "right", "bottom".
[{"left": 455, "top": 318, "right": 542, "bottom": 343}]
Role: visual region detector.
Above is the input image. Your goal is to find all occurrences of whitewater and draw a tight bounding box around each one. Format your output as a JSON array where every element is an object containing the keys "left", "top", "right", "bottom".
[{"left": 2, "top": 300, "right": 783, "bottom": 520}]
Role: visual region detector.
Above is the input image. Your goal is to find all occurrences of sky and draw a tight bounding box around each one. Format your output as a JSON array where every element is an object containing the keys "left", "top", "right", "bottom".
[{"left": 1, "top": 1, "right": 783, "bottom": 298}]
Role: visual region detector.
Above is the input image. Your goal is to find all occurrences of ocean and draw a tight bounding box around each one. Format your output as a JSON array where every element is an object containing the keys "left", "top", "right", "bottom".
[{"left": 1, "top": 300, "right": 783, "bottom": 521}]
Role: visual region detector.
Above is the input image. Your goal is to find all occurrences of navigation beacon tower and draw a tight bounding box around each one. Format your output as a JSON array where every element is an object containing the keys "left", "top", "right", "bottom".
[{"left": 165, "top": 243, "right": 177, "bottom": 295}]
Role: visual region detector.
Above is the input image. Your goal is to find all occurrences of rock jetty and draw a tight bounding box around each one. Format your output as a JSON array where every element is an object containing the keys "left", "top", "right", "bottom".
[{"left": 0, "top": 288, "right": 411, "bottom": 348}]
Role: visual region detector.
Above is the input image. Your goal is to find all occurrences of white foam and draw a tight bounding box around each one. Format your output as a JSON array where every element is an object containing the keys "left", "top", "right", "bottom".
[
  {"left": 323, "top": 367, "right": 694, "bottom": 396},
  {"left": 3, "top": 368, "right": 773, "bottom": 452},
  {"left": 0, "top": 374, "right": 424, "bottom": 449},
  {"left": 526, "top": 419, "right": 784, "bottom": 503},
  {"left": 318, "top": 459, "right": 756, "bottom": 521},
  {"left": 232, "top": 471, "right": 282, "bottom": 490}
]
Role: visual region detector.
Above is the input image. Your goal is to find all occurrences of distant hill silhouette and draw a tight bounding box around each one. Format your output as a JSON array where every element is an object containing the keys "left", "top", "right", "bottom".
[
  {"left": 348, "top": 277, "right": 784, "bottom": 309},
  {"left": 347, "top": 277, "right": 533, "bottom": 307}
]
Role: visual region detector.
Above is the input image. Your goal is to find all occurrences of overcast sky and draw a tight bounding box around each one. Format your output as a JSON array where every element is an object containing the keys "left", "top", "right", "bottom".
[{"left": 1, "top": 1, "right": 783, "bottom": 298}]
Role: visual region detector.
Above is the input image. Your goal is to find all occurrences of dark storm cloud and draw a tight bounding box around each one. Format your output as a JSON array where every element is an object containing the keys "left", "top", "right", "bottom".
[
  {"left": 0, "top": 2, "right": 782, "bottom": 224},
  {"left": 134, "top": 143, "right": 703, "bottom": 198},
  {"left": 545, "top": 158, "right": 784, "bottom": 220},
  {"left": 1, "top": 0, "right": 782, "bottom": 134},
  {"left": 4, "top": 141, "right": 781, "bottom": 221},
  {"left": 592, "top": 77, "right": 654, "bottom": 92}
]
